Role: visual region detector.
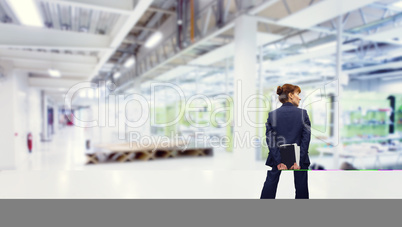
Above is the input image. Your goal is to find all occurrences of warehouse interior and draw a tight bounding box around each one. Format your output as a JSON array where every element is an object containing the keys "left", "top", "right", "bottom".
[{"left": 1, "top": 0, "right": 402, "bottom": 198}]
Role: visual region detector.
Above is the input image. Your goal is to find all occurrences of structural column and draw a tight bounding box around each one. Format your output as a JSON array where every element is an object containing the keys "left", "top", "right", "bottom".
[
  {"left": 140, "top": 80, "right": 151, "bottom": 137},
  {"left": 41, "top": 90, "right": 50, "bottom": 142},
  {"left": 233, "top": 15, "right": 257, "bottom": 169},
  {"left": 125, "top": 78, "right": 151, "bottom": 139},
  {"left": 333, "top": 15, "right": 344, "bottom": 169},
  {"left": 0, "top": 61, "right": 16, "bottom": 170}
]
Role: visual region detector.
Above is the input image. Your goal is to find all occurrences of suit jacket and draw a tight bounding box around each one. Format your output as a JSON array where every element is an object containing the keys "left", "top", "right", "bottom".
[{"left": 265, "top": 102, "right": 311, "bottom": 168}]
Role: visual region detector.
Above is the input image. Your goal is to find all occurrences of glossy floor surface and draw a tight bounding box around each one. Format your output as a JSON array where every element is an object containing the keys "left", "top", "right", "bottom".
[{"left": 1, "top": 127, "right": 402, "bottom": 199}]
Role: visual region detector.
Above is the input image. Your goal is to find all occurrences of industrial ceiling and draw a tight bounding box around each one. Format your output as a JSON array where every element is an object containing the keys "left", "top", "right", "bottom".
[{"left": 1, "top": 0, "right": 402, "bottom": 103}]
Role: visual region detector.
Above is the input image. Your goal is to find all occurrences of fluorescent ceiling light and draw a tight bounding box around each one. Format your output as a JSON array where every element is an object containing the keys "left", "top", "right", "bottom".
[
  {"left": 145, "top": 32, "right": 163, "bottom": 48},
  {"left": 7, "top": 0, "right": 43, "bottom": 27},
  {"left": 113, "top": 72, "right": 121, "bottom": 80},
  {"left": 48, "top": 69, "right": 61, "bottom": 77},
  {"left": 392, "top": 1, "right": 402, "bottom": 8},
  {"left": 124, "top": 56, "right": 135, "bottom": 68}
]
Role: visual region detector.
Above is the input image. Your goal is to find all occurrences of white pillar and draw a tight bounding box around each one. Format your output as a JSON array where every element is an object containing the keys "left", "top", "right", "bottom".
[
  {"left": 53, "top": 104, "right": 59, "bottom": 134},
  {"left": 125, "top": 78, "right": 151, "bottom": 139},
  {"left": 256, "top": 46, "right": 266, "bottom": 161},
  {"left": 41, "top": 90, "right": 50, "bottom": 141},
  {"left": 233, "top": 15, "right": 257, "bottom": 169},
  {"left": 333, "top": 15, "right": 344, "bottom": 169},
  {"left": 0, "top": 60, "right": 16, "bottom": 170},
  {"left": 137, "top": 80, "right": 151, "bottom": 137}
]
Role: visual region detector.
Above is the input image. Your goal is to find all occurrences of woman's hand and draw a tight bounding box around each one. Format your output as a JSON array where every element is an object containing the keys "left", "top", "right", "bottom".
[
  {"left": 290, "top": 163, "right": 300, "bottom": 170},
  {"left": 277, "top": 163, "right": 288, "bottom": 170}
]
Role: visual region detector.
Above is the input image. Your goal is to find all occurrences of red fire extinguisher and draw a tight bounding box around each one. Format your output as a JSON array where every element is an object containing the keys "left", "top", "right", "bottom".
[{"left": 27, "top": 133, "right": 33, "bottom": 153}]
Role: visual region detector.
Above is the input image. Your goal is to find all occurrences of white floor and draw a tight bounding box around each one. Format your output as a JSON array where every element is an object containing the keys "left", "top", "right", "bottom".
[{"left": 1, "top": 127, "right": 402, "bottom": 199}]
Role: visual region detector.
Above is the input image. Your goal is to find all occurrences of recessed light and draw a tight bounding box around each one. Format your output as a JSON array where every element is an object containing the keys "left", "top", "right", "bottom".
[
  {"left": 113, "top": 72, "right": 121, "bottom": 80},
  {"left": 145, "top": 32, "right": 163, "bottom": 48},
  {"left": 124, "top": 56, "right": 135, "bottom": 68},
  {"left": 48, "top": 69, "right": 61, "bottom": 77}
]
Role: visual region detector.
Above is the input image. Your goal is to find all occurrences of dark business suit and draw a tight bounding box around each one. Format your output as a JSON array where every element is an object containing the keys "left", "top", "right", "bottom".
[{"left": 260, "top": 102, "right": 311, "bottom": 199}]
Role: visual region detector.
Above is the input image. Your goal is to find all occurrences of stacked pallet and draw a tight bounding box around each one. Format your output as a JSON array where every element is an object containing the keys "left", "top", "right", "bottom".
[{"left": 85, "top": 140, "right": 213, "bottom": 164}]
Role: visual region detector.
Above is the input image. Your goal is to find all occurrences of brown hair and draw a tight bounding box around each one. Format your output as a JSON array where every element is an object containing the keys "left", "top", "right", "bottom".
[{"left": 277, "top": 84, "right": 301, "bottom": 104}]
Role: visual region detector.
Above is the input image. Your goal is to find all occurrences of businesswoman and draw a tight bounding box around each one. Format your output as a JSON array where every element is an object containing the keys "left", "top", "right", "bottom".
[{"left": 260, "top": 84, "right": 311, "bottom": 199}]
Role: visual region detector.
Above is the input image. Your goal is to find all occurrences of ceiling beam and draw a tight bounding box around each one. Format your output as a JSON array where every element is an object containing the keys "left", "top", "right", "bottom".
[
  {"left": 116, "top": 48, "right": 136, "bottom": 54},
  {"left": 0, "top": 49, "right": 98, "bottom": 64},
  {"left": 345, "top": 61, "right": 402, "bottom": 74},
  {"left": 255, "top": 0, "right": 402, "bottom": 46},
  {"left": 263, "top": 44, "right": 357, "bottom": 69},
  {"left": 13, "top": 59, "right": 95, "bottom": 77},
  {"left": 0, "top": 23, "right": 111, "bottom": 50},
  {"left": 123, "top": 36, "right": 146, "bottom": 45},
  {"left": 0, "top": 46, "right": 112, "bottom": 52},
  {"left": 190, "top": 32, "right": 283, "bottom": 66},
  {"left": 90, "top": 0, "right": 153, "bottom": 79},
  {"left": 131, "top": 0, "right": 380, "bottom": 89},
  {"left": 256, "top": 13, "right": 402, "bottom": 46},
  {"left": 40, "top": 0, "right": 134, "bottom": 14},
  {"left": 133, "top": 26, "right": 158, "bottom": 32},
  {"left": 117, "top": 0, "right": 283, "bottom": 91},
  {"left": 28, "top": 77, "right": 88, "bottom": 89},
  {"left": 16, "top": 66, "right": 92, "bottom": 77},
  {"left": 354, "top": 70, "right": 402, "bottom": 80},
  {"left": 249, "top": 0, "right": 282, "bottom": 14},
  {"left": 118, "top": 32, "right": 281, "bottom": 89},
  {"left": 276, "top": 0, "right": 377, "bottom": 29},
  {"left": 139, "top": 22, "right": 235, "bottom": 81},
  {"left": 147, "top": 6, "right": 175, "bottom": 15}
]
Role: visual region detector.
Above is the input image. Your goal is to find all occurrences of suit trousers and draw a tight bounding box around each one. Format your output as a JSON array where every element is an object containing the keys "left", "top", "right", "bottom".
[{"left": 260, "top": 165, "right": 309, "bottom": 199}]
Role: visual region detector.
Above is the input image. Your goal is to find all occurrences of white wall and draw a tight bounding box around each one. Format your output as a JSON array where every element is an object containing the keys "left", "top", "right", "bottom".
[
  {"left": 0, "top": 60, "right": 16, "bottom": 170},
  {"left": 0, "top": 66, "right": 42, "bottom": 170},
  {"left": 13, "top": 70, "right": 30, "bottom": 163}
]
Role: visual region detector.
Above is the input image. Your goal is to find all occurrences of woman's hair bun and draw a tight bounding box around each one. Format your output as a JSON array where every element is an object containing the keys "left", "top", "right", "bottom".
[{"left": 277, "top": 86, "right": 283, "bottom": 95}]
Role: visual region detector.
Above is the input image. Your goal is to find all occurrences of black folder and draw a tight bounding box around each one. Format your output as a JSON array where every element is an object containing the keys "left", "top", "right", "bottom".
[{"left": 279, "top": 144, "right": 300, "bottom": 170}]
